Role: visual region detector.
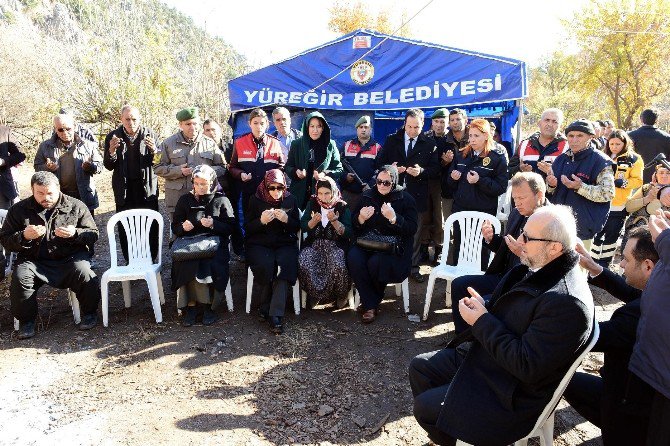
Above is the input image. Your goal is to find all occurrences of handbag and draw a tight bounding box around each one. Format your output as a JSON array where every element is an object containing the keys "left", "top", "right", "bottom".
[
  {"left": 355, "top": 230, "right": 401, "bottom": 254},
  {"left": 171, "top": 233, "right": 220, "bottom": 261}
]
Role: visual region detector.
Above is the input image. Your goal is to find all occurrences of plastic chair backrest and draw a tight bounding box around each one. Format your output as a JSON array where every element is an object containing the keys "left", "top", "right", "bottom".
[
  {"left": 496, "top": 181, "right": 513, "bottom": 222},
  {"left": 523, "top": 321, "right": 600, "bottom": 439},
  {"left": 441, "top": 211, "right": 501, "bottom": 270},
  {"left": 106, "top": 209, "right": 163, "bottom": 267}
]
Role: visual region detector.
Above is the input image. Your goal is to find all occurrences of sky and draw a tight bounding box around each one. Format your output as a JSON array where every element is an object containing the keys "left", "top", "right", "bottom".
[{"left": 160, "top": 0, "right": 587, "bottom": 70}]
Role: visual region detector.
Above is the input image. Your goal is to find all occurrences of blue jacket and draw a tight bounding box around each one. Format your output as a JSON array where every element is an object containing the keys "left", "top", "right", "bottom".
[
  {"left": 446, "top": 144, "right": 508, "bottom": 214},
  {"left": 629, "top": 228, "right": 670, "bottom": 400},
  {"left": 34, "top": 134, "right": 103, "bottom": 210},
  {"left": 548, "top": 143, "right": 613, "bottom": 239}
]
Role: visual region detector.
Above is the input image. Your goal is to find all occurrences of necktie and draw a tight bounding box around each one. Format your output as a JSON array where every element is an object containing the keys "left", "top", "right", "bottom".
[{"left": 407, "top": 138, "right": 414, "bottom": 156}]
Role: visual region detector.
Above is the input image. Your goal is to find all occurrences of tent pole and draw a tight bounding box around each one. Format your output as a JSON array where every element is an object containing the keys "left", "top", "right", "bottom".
[{"left": 516, "top": 99, "right": 523, "bottom": 152}]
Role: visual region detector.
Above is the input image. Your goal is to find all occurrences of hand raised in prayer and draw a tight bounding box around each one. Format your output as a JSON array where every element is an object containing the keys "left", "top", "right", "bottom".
[
  {"left": 466, "top": 170, "right": 479, "bottom": 184},
  {"left": 561, "top": 174, "right": 582, "bottom": 190},
  {"left": 182, "top": 220, "right": 194, "bottom": 232},
  {"left": 358, "top": 206, "right": 375, "bottom": 224},
  {"left": 23, "top": 225, "right": 46, "bottom": 240},
  {"left": 481, "top": 219, "right": 494, "bottom": 243},
  {"left": 380, "top": 202, "right": 396, "bottom": 222},
  {"left": 273, "top": 208, "right": 288, "bottom": 223},
  {"left": 200, "top": 216, "right": 214, "bottom": 228},
  {"left": 458, "top": 288, "right": 488, "bottom": 326},
  {"left": 295, "top": 169, "right": 307, "bottom": 179},
  {"left": 54, "top": 225, "right": 76, "bottom": 238},
  {"left": 260, "top": 209, "right": 275, "bottom": 225},
  {"left": 450, "top": 170, "right": 462, "bottom": 181}
]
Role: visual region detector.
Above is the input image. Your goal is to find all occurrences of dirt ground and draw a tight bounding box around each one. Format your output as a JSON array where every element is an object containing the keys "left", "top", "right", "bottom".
[{"left": 0, "top": 166, "right": 616, "bottom": 446}]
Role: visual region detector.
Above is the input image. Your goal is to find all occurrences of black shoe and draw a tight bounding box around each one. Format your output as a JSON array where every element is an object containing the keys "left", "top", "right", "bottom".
[
  {"left": 79, "top": 313, "right": 98, "bottom": 330},
  {"left": 89, "top": 259, "right": 98, "bottom": 269},
  {"left": 18, "top": 320, "right": 35, "bottom": 339},
  {"left": 182, "top": 307, "right": 197, "bottom": 327},
  {"left": 203, "top": 308, "right": 219, "bottom": 326},
  {"left": 270, "top": 316, "right": 283, "bottom": 334},
  {"left": 418, "top": 244, "right": 429, "bottom": 263},
  {"left": 432, "top": 246, "right": 443, "bottom": 266},
  {"left": 411, "top": 271, "right": 425, "bottom": 283},
  {"left": 258, "top": 310, "right": 269, "bottom": 322}
]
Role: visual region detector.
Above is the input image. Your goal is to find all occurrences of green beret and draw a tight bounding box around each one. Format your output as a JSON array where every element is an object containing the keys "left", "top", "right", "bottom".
[
  {"left": 355, "top": 115, "right": 371, "bottom": 128},
  {"left": 431, "top": 108, "right": 448, "bottom": 119},
  {"left": 176, "top": 107, "right": 199, "bottom": 122}
]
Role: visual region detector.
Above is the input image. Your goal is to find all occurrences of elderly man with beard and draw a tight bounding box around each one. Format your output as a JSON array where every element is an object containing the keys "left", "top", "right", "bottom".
[
  {"left": 155, "top": 107, "right": 227, "bottom": 218},
  {"left": 409, "top": 205, "right": 594, "bottom": 446},
  {"left": 0, "top": 172, "right": 100, "bottom": 339},
  {"left": 448, "top": 171, "right": 549, "bottom": 333}
]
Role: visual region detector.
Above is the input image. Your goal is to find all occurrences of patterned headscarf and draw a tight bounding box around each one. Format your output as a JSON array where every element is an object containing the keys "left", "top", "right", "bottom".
[
  {"left": 313, "top": 176, "right": 345, "bottom": 209},
  {"left": 255, "top": 169, "right": 290, "bottom": 206},
  {"left": 191, "top": 164, "right": 218, "bottom": 195}
]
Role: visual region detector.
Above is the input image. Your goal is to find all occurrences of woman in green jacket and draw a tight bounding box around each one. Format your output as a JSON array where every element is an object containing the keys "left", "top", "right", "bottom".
[{"left": 285, "top": 111, "right": 343, "bottom": 209}]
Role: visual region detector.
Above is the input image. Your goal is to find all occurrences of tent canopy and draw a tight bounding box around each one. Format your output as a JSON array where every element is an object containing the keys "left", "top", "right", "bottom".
[{"left": 228, "top": 29, "right": 528, "bottom": 148}]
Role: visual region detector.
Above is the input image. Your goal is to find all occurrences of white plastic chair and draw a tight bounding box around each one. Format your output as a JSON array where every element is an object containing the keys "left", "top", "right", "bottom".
[
  {"left": 101, "top": 209, "right": 165, "bottom": 326},
  {"left": 496, "top": 181, "right": 513, "bottom": 224},
  {"left": 423, "top": 211, "right": 501, "bottom": 321},
  {"left": 352, "top": 279, "right": 410, "bottom": 313},
  {"left": 0, "top": 210, "right": 81, "bottom": 330},
  {"left": 246, "top": 267, "right": 300, "bottom": 315},
  {"left": 455, "top": 323, "right": 600, "bottom": 446}
]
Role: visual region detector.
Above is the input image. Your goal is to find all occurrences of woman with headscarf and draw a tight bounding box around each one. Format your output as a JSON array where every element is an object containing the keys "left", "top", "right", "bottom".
[
  {"left": 171, "top": 164, "right": 236, "bottom": 326},
  {"left": 299, "top": 176, "right": 353, "bottom": 309},
  {"left": 245, "top": 169, "right": 300, "bottom": 334},
  {"left": 285, "top": 111, "right": 344, "bottom": 209},
  {"left": 347, "top": 164, "right": 418, "bottom": 323}
]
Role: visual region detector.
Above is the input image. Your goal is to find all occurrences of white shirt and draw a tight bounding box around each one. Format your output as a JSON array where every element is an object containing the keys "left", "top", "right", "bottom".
[{"left": 404, "top": 133, "right": 415, "bottom": 156}]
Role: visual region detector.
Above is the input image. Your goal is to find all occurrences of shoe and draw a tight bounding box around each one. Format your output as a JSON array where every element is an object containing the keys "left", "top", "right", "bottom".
[
  {"left": 432, "top": 246, "right": 443, "bottom": 266},
  {"left": 18, "top": 320, "right": 35, "bottom": 339},
  {"left": 411, "top": 271, "right": 425, "bottom": 283},
  {"left": 270, "top": 316, "right": 283, "bottom": 334},
  {"left": 361, "top": 309, "right": 376, "bottom": 324},
  {"left": 79, "top": 313, "right": 98, "bottom": 330},
  {"left": 203, "top": 308, "right": 219, "bottom": 326},
  {"left": 182, "top": 307, "right": 197, "bottom": 327},
  {"left": 89, "top": 259, "right": 98, "bottom": 269},
  {"left": 418, "top": 244, "right": 429, "bottom": 263},
  {"left": 258, "top": 310, "right": 269, "bottom": 322}
]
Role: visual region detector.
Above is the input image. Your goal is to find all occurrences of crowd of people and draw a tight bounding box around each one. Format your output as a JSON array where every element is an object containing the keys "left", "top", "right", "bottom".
[{"left": 1, "top": 103, "right": 670, "bottom": 445}]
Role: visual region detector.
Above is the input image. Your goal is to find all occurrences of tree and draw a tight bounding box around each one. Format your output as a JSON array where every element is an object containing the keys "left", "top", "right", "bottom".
[
  {"left": 568, "top": 0, "right": 670, "bottom": 128},
  {"left": 328, "top": 0, "right": 411, "bottom": 37}
]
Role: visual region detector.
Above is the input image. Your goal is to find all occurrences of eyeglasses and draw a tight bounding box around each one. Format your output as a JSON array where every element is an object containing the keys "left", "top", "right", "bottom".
[
  {"left": 376, "top": 179, "right": 393, "bottom": 187},
  {"left": 56, "top": 127, "right": 73, "bottom": 133},
  {"left": 268, "top": 185, "right": 285, "bottom": 191},
  {"left": 521, "top": 231, "right": 556, "bottom": 244}
]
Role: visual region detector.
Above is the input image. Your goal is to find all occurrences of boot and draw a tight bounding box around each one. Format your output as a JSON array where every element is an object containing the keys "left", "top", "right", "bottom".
[
  {"left": 181, "top": 306, "right": 197, "bottom": 327},
  {"left": 419, "top": 244, "right": 429, "bottom": 263},
  {"left": 432, "top": 246, "right": 443, "bottom": 266}
]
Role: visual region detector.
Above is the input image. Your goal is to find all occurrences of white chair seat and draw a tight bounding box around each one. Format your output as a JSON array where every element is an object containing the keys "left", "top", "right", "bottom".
[
  {"left": 102, "top": 263, "right": 160, "bottom": 281},
  {"left": 352, "top": 279, "right": 410, "bottom": 313}
]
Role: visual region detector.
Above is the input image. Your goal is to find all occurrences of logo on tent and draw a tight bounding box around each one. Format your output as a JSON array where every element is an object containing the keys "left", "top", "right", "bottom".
[{"left": 351, "top": 60, "right": 374, "bottom": 85}]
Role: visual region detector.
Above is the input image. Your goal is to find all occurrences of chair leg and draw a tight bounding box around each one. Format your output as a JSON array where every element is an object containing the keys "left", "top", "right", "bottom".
[
  {"left": 348, "top": 286, "right": 355, "bottom": 310},
  {"left": 538, "top": 413, "right": 555, "bottom": 446},
  {"left": 395, "top": 283, "right": 401, "bottom": 297},
  {"left": 445, "top": 279, "right": 453, "bottom": 308},
  {"left": 301, "top": 290, "right": 307, "bottom": 309},
  {"left": 402, "top": 278, "right": 410, "bottom": 313},
  {"left": 122, "top": 281, "right": 132, "bottom": 308},
  {"left": 14, "top": 318, "right": 19, "bottom": 331},
  {"left": 293, "top": 281, "right": 300, "bottom": 316},
  {"left": 145, "top": 273, "right": 163, "bottom": 324},
  {"left": 101, "top": 275, "right": 110, "bottom": 327},
  {"left": 354, "top": 289, "right": 360, "bottom": 309},
  {"left": 246, "top": 267, "right": 253, "bottom": 314},
  {"left": 225, "top": 278, "right": 233, "bottom": 312},
  {"left": 68, "top": 289, "right": 81, "bottom": 324},
  {"left": 155, "top": 272, "right": 165, "bottom": 305},
  {"left": 423, "top": 273, "right": 437, "bottom": 321}
]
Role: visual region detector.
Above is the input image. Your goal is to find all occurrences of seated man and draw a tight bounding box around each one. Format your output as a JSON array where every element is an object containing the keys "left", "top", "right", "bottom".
[
  {"left": 0, "top": 171, "right": 100, "bottom": 339},
  {"left": 409, "top": 205, "right": 594, "bottom": 446},
  {"left": 563, "top": 226, "right": 656, "bottom": 445},
  {"left": 450, "top": 171, "right": 549, "bottom": 333}
]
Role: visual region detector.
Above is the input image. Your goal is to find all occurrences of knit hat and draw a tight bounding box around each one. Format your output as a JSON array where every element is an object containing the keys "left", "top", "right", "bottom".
[
  {"left": 431, "top": 108, "right": 448, "bottom": 119},
  {"left": 355, "top": 115, "right": 371, "bottom": 128},
  {"left": 564, "top": 119, "right": 595, "bottom": 135},
  {"left": 176, "top": 107, "right": 199, "bottom": 122}
]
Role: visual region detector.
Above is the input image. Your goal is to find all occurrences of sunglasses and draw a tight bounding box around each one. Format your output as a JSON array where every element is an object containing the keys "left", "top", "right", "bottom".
[
  {"left": 268, "top": 185, "right": 285, "bottom": 191},
  {"left": 56, "top": 127, "right": 73, "bottom": 133},
  {"left": 521, "top": 231, "right": 556, "bottom": 244},
  {"left": 376, "top": 179, "right": 393, "bottom": 187}
]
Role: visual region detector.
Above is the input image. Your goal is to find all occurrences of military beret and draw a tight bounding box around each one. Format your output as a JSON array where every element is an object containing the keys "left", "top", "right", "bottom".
[
  {"left": 355, "top": 115, "right": 371, "bottom": 128},
  {"left": 431, "top": 108, "right": 448, "bottom": 119},
  {"left": 564, "top": 119, "right": 595, "bottom": 136},
  {"left": 176, "top": 107, "right": 199, "bottom": 122}
]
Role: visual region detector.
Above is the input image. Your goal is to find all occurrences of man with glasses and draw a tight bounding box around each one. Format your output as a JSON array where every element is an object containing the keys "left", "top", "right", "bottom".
[
  {"left": 410, "top": 205, "right": 594, "bottom": 446},
  {"left": 34, "top": 113, "right": 103, "bottom": 217}
]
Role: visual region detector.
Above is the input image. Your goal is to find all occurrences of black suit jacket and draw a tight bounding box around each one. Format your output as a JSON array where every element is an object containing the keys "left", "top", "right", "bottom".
[
  {"left": 377, "top": 129, "right": 439, "bottom": 212},
  {"left": 0, "top": 125, "right": 25, "bottom": 202},
  {"left": 627, "top": 125, "right": 670, "bottom": 183}
]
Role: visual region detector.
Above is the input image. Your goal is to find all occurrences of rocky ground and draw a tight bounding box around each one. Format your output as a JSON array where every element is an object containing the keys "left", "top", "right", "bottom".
[{"left": 0, "top": 166, "right": 613, "bottom": 445}]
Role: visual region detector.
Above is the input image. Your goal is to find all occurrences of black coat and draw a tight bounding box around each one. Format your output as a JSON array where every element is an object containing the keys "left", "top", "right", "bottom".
[
  {"left": 245, "top": 194, "right": 300, "bottom": 249},
  {"left": 0, "top": 194, "right": 98, "bottom": 261},
  {"left": 0, "top": 125, "right": 25, "bottom": 202},
  {"left": 627, "top": 125, "right": 670, "bottom": 183},
  {"left": 351, "top": 187, "right": 418, "bottom": 283},
  {"left": 376, "top": 129, "right": 439, "bottom": 212},
  {"left": 103, "top": 125, "right": 160, "bottom": 208},
  {"left": 589, "top": 268, "right": 654, "bottom": 415},
  {"left": 439, "top": 251, "right": 593, "bottom": 446}
]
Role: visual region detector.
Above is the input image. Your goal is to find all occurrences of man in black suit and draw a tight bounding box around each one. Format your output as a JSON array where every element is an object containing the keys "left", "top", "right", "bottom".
[
  {"left": 377, "top": 108, "right": 439, "bottom": 282},
  {"left": 409, "top": 205, "right": 594, "bottom": 446},
  {"left": 563, "top": 226, "right": 657, "bottom": 445},
  {"left": 450, "top": 171, "right": 549, "bottom": 333},
  {"left": 628, "top": 109, "right": 670, "bottom": 183}
]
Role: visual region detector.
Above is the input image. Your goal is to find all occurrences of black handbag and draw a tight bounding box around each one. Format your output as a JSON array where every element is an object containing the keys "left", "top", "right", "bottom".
[
  {"left": 355, "top": 230, "right": 400, "bottom": 254},
  {"left": 171, "top": 234, "right": 220, "bottom": 261}
]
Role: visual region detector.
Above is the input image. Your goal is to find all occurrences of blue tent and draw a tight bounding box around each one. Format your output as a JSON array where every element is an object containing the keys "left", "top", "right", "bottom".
[{"left": 228, "top": 29, "right": 528, "bottom": 150}]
